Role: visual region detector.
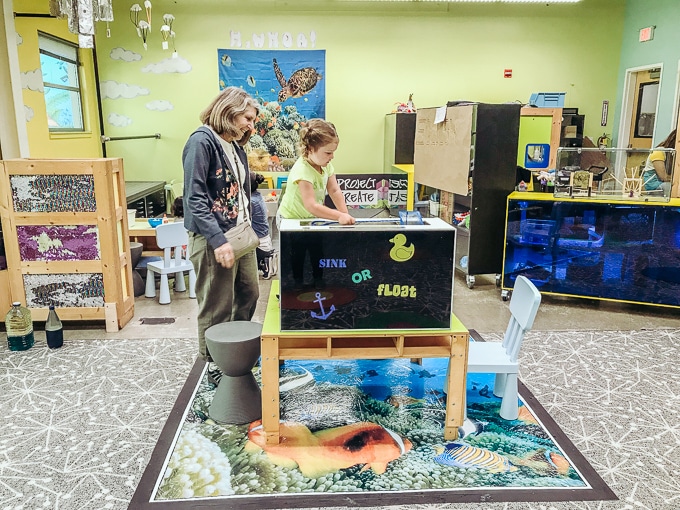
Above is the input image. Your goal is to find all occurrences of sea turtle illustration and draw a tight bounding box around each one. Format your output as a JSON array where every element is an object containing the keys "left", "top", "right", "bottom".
[{"left": 273, "top": 58, "right": 322, "bottom": 102}]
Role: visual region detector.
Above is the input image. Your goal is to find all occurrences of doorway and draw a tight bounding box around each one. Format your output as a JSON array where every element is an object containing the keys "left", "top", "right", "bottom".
[{"left": 616, "top": 64, "right": 663, "bottom": 180}]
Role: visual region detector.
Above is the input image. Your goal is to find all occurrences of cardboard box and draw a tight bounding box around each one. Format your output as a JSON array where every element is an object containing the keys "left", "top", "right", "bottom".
[
  {"left": 414, "top": 106, "right": 473, "bottom": 196},
  {"left": 563, "top": 125, "right": 578, "bottom": 138}
]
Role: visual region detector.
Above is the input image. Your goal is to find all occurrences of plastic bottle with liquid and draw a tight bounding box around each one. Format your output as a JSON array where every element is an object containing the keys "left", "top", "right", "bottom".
[
  {"left": 6, "top": 302, "right": 34, "bottom": 351},
  {"left": 45, "top": 305, "right": 64, "bottom": 349}
]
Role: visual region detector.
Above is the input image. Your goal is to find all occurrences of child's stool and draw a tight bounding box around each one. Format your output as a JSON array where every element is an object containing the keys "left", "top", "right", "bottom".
[
  {"left": 276, "top": 176, "right": 288, "bottom": 189},
  {"left": 263, "top": 176, "right": 274, "bottom": 189}
]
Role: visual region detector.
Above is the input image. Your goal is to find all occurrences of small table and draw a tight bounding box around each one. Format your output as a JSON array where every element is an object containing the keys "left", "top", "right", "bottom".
[
  {"left": 128, "top": 219, "right": 161, "bottom": 255},
  {"left": 260, "top": 281, "right": 469, "bottom": 445}
]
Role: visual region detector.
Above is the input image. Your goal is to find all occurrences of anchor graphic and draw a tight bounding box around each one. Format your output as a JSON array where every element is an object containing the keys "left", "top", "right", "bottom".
[{"left": 310, "top": 292, "right": 335, "bottom": 320}]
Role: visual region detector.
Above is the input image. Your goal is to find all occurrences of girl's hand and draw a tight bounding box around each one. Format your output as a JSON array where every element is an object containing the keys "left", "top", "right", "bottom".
[{"left": 338, "top": 212, "right": 356, "bottom": 225}]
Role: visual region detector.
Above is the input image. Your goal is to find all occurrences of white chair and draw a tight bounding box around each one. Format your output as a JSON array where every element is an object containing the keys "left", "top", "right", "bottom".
[
  {"left": 145, "top": 222, "right": 196, "bottom": 304},
  {"left": 466, "top": 275, "right": 542, "bottom": 420}
]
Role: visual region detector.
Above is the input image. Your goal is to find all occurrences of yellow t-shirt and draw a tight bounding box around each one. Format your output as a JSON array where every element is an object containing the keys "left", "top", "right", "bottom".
[{"left": 278, "top": 157, "right": 335, "bottom": 219}]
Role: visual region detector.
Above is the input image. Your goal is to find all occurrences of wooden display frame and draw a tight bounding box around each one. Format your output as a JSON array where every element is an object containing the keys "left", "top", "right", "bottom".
[
  {"left": 0, "top": 158, "right": 134, "bottom": 331},
  {"left": 520, "top": 106, "right": 562, "bottom": 171}
]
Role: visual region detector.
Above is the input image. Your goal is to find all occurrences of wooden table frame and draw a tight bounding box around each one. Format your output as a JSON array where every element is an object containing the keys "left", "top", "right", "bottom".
[{"left": 260, "top": 281, "right": 469, "bottom": 445}]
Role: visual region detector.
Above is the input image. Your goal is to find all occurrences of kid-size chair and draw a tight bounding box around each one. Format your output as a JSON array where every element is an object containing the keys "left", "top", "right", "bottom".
[
  {"left": 467, "top": 275, "right": 542, "bottom": 420},
  {"left": 145, "top": 222, "right": 196, "bottom": 304}
]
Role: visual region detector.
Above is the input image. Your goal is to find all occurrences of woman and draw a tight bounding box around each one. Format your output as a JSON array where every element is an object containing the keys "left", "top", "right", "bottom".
[
  {"left": 278, "top": 119, "right": 355, "bottom": 289},
  {"left": 182, "top": 86, "right": 259, "bottom": 381},
  {"left": 642, "top": 129, "right": 676, "bottom": 196}
]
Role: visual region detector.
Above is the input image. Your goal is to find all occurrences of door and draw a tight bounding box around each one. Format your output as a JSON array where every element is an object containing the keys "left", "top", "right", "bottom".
[{"left": 617, "top": 65, "right": 663, "bottom": 181}]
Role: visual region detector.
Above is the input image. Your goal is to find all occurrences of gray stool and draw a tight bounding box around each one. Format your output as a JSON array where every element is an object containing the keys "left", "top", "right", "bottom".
[{"left": 205, "top": 321, "right": 263, "bottom": 424}]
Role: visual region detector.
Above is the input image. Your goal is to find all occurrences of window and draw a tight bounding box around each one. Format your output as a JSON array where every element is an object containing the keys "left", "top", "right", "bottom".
[
  {"left": 634, "top": 81, "right": 659, "bottom": 138},
  {"left": 38, "top": 32, "right": 84, "bottom": 131}
]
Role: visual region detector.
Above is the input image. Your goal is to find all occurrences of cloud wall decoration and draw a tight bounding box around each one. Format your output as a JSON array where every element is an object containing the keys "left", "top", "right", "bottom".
[
  {"left": 107, "top": 113, "right": 133, "bottom": 127},
  {"left": 24, "top": 105, "right": 34, "bottom": 122},
  {"left": 110, "top": 47, "right": 142, "bottom": 62},
  {"left": 100, "top": 80, "right": 150, "bottom": 99},
  {"left": 146, "top": 100, "right": 173, "bottom": 111},
  {"left": 21, "top": 69, "right": 44, "bottom": 92},
  {"left": 141, "top": 56, "right": 191, "bottom": 74}
]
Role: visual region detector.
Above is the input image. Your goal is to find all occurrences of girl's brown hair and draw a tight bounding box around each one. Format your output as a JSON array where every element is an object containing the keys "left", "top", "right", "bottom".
[
  {"left": 658, "top": 129, "right": 677, "bottom": 149},
  {"left": 298, "top": 118, "right": 339, "bottom": 157}
]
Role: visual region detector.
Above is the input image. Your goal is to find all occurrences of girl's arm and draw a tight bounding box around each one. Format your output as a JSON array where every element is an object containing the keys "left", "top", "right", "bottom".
[{"left": 299, "top": 179, "right": 355, "bottom": 225}]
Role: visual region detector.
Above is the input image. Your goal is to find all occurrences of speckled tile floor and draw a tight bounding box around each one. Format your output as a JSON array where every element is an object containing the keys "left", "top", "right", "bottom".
[{"left": 2, "top": 273, "right": 680, "bottom": 510}]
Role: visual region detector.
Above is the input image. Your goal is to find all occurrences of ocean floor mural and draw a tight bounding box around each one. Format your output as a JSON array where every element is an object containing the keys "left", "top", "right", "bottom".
[{"left": 131, "top": 356, "right": 615, "bottom": 509}]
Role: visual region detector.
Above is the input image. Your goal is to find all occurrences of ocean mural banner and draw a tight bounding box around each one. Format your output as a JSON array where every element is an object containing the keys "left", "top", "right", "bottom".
[{"left": 217, "top": 49, "right": 326, "bottom": 169}]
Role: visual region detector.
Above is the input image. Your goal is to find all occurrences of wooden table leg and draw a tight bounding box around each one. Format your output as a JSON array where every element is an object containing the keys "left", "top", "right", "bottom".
[
  {"left": 260, "top": 335, "right": 281, "bottom": 445},
  {"left": 443, "top": 333, "right": 469, "bottom": 440}
]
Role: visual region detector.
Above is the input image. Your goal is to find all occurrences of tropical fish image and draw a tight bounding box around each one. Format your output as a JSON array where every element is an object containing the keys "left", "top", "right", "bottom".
[
  {"left": 220, "top": 54, "right": 232, "bottom": 66},
  {"left": 389, "top": 233, "right": 415, "bottom": 262},
  {"left": 509, "top": 448, "right": 571, "bottom": 476},
  {"left": 246, "top": 420, "right": 412, "bottom": 478},
  {"left": 385, "top": 395, "right": 425, "bottom": 408},
  {"left": 516, "top": 405, "right": 540, "bottom": 425},
  {"left": 246, "top": 75, "right": 256, "bottom": 87},
  {"left": 458, "top": 417, "right": 486, "bottom": 439},
  {"left": 433, "top": 442, "right": 517, "bottom": 473},
  {"left": 273, "top": 58, "right": 322, "bottom": 102}
]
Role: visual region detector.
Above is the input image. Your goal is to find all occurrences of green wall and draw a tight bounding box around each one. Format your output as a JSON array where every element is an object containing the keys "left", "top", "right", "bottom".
[
  {"left": 94, "top": 0, "right": 624, "bottom": 183},
  {"left": 614, "top": 0, "right": 680, "bottom": 145}
]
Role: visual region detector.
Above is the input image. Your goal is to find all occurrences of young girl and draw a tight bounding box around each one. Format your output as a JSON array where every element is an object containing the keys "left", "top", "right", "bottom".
[{"left": 278, "top": 119, "right": 354, "bottom": 289}]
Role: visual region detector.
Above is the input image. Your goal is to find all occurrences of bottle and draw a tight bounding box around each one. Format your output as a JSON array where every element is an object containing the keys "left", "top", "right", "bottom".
[
  {"left": 45, "top": 305, "right": 64, "bottom": 349},
  {"left": 5, "top": 302, "right": 34, "bottom": 351}
]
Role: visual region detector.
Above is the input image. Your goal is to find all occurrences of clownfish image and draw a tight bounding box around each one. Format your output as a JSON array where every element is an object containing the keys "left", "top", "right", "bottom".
[{"left": 245, "top": 420, "right": 412, "bottom": 478}]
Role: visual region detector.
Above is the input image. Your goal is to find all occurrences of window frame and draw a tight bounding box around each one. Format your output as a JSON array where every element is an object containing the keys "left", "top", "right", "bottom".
[{"left": 38, "top": 31, "right": 86, "bottom": 133}]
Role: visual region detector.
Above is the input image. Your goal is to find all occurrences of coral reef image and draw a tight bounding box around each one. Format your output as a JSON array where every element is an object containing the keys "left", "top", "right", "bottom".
[
  {"left": 150, "top": 358, "right": 607, "bottom": 505},
  {"left": 217, "top": 49, "right": 325, "bottom": 169}
]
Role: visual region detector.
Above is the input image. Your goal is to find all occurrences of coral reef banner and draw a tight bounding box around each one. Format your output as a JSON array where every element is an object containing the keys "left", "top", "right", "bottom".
[{"left": 217, "top": 49, "right": 326, "bottom": 170}]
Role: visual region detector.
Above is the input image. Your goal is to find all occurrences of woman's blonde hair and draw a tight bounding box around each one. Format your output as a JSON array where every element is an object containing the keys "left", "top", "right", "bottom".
[
  {"left": 298, "top": 118, "right": 339, "bottom": 157},
  {"left": 199, "top": 87, "right": 259, "bottom": 139}
]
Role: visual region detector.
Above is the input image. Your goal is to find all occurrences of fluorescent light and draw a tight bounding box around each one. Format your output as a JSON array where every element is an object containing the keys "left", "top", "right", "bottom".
[{"left": 337, "top": 0, "right": 582, "bottom": 3}]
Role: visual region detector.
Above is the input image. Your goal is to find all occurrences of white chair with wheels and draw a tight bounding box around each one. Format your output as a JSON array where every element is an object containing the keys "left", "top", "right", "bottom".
[
  {"left": 145, "top": 222, "right": 196, "bottom": 304},
  {"left": 467, "top": 275, "right": 542, "bottom": 420}
]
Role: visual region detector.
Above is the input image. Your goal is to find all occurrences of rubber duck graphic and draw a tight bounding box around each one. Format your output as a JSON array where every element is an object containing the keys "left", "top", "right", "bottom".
[{"left": 389, "top": 233, "right": 415, "bottom": 262}]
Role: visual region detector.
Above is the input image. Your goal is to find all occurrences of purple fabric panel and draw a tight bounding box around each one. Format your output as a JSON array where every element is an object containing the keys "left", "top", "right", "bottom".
[{"left": 17, "top": 225, "right": 100, "bottom": 261}]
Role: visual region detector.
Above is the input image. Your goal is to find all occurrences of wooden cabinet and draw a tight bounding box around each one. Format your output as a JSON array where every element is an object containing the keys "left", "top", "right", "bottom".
[
  {"left": 126, "top": 180, "right": 167, "bottom": 218},
  {"left": 415, "top": 103, "right": 521, "bottom": 288},
  {"left": 384, "top": 113, "right": 417, "bottom": 173},
  {"left": 0, "top": 158, "right": 134, "bottom": 331}
]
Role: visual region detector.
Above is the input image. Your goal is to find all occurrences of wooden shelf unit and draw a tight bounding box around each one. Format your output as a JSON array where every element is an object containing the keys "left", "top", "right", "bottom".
[
  {"left": 260, "top": 281, "right": 469, "bottom": 445},
  {"left": 0, "top": 158, "right": 134, "bottom": 331}
]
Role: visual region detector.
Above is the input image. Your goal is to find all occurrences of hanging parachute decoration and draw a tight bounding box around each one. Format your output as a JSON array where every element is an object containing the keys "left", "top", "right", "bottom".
[
  {"left": 130, "top": 4, "right": 142, "bottom": 37},
  {"left": 160, "top": 14, "right": 174, "bottom": 50},
  {"left": 138, "top": 20, "right": 150, "bottom": 50},
  {"left": 170, "top": 30, "right": 178, "bottom": 59},
  {"left": 144, "top": 1, "right": 153, "bottom": 29}
]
